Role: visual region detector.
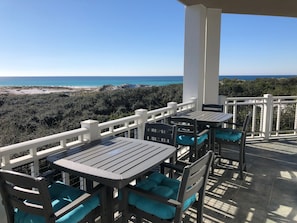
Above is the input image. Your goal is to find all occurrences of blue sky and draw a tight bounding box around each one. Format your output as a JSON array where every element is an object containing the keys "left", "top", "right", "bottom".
[{"left": 0, "top": 0, "right": 297, "bottom": 77}]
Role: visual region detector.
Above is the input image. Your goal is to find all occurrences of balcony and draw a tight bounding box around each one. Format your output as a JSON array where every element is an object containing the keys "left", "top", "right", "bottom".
[{"left": 1, "top": 94, "right": 297, "bottom": 222}]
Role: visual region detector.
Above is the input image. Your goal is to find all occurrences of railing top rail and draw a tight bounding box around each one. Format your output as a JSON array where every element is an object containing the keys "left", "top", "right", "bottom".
[
  {"left": 273, "top": 95, "right": 297, "bottom": 99},
  {"left": 147, "top": 106, "right": 172, "bottom": 115},
  {"left": 0, "top": 128, "right": 88, "bottom": 155},
  {"left": 225, "top": 96, "right": 265, "bottom": 100},
  {"left": 98, "top": 114, "right": 140, "bottom": 128}
]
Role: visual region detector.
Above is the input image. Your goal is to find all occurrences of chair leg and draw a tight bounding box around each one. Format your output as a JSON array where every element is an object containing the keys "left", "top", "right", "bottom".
[
  {"left": 189, "top": 146, "right": 195, "bottom": 162},
  {"left": 243, "top": 145, "right": 247, "bottom": 171},
  {"left": 239, "top": 145, "right": 244, "bottom": 180},
  {"left": 196, "top": 193, "right": 204, "bottom": 223}
]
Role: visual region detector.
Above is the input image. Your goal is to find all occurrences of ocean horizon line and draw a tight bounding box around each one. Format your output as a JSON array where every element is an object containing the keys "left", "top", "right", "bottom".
[
  {"left": 0, "top": 74, "right": 296, "bottom": 77},
  {"left": 0, "top": 75, "right": 296, "bottom": 87}
]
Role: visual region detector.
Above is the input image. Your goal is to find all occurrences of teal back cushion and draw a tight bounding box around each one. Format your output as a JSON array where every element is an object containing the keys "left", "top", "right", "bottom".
[
  {"left": 14, "top": 181, "right": 99, "bottom": 223},
  {"left": 128, "top": 172, "right": 196, "bottom": 220}
]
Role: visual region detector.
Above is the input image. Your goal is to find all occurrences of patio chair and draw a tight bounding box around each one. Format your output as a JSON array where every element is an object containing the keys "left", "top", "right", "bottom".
[
  {"left": 214, "top": 112, "right": 252, "bottom": 179},
  {"left": 122, "top": 151, "right": 213, "bottom": 223},
  {"left": 169, "top": 116, "right": 209, "bottom": 162},
  {"left": 144, "top": 122, "right": 177, "bottom": 147},
  {"left": 202, "top": 103, "right": 224, "bottom": 112},
  {"left": 201, "top": 104, "right": 224, "bottom": 170},
  {"left": 143, "top": 122, "right": 177, "bottom": 175},
  {"left": 0, "top": 169, "right": 102, "bottom": 223},
  {"left": 201, "top": 103, "right": 224, "bottom": 129}
]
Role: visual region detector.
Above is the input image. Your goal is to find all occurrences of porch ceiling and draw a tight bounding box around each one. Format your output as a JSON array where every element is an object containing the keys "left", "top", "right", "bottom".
[{"left": 178, "top": 0, "right": 297, "bottom": 18}]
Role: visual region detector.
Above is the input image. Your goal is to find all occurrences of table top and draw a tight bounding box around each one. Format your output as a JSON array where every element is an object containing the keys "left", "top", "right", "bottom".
[
  {"left": 47, "top": 137, "right": 176, "bottom": 188},
  {"left": 181, "top": 110, "right": 232, "bottom": 124}
]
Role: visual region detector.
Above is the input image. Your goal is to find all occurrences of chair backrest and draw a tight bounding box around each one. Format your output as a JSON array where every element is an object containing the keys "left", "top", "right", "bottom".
[
  {"left": 144, "top": 122, "right": 176, "bottom": 146},
  {"left": 242, "top": 112, "right": 252, "bottom": 133},
  {"left": 202, "top": 104, "right": 223, "bottom": 112},
  {"left": 176, "top": 151, "right": 213, "bottom": 221},
  {"left": 0, "top": 169, "right": 54, "bottom": 223},
  {"left": 168, "top": 117, "right": 198, "bottom": 146}
]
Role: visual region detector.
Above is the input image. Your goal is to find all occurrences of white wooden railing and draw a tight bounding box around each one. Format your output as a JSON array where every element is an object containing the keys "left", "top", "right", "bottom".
[
  {"left": 1, "top": 95, "right": 296, "bottom": 176},
  {"left": 222, "top": 94, "right": 297, "bottom": 140}
]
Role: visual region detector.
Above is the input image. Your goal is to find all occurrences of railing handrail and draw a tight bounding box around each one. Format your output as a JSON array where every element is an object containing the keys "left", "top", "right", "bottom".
[{"left": 0, "top": 128, "right": 88, "bottom": 156}]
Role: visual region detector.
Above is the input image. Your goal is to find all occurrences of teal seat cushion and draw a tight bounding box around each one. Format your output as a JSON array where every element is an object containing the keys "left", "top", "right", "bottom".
[
  {"left": 14, "top": 181, "right": 100, "bottom": 223},
  {"left": 215, "top": 129, "right": 242, "bottom": 142},
  {"left": 177, "top": 133, "right": 208, "bottom": 146},
  {"left": 128, "top": 172, "right": 196, "bottom": 220}
]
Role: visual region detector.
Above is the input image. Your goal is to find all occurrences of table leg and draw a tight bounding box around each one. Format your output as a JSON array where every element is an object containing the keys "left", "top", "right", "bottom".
[{"left": 104, "top": 186, "right": 114, "bottom": 222}]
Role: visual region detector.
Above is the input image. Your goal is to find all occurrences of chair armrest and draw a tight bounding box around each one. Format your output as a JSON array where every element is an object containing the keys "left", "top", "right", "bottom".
[
  {"left": 39, "top": 169, "right": 60, "bottom": 184},
  {"left": 197, "top": 128, "right": 209, "bottom": 137},
  {"left": 126, "top": 185, "right": 182, "bottom": 208},
  {"left": 55, "top": 193, "right": 92, "bottom": 218},
  {"left": 54, "top": 183, "right": 103, "bottom": 219},
  {"left": 221, "top": 122, "right": 243, "bottom": 128},
  {"left": 161, "top": 160, "right": 190, "bottom": 173}
]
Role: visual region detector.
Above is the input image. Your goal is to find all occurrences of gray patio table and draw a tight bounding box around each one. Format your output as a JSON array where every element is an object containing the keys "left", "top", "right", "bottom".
[
  {"left": 180, "top": 110, "right": 233, "bottom": 150},
  {"left": 47, "top": 136, "right": 176, "bottom": 222}
]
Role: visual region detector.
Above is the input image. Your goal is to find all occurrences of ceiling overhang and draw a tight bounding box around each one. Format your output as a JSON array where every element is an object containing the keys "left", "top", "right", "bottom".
[{"left": 178, "top": 0, "right": 297, "bottom": 18}]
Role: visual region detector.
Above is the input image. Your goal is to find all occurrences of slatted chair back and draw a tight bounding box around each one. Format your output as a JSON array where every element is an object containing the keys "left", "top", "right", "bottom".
[
  {"left": 124, "top": 151, "right": 213, "bottom": 223},
  {"left": 144, "top": 122, "right": 177, "bottom": 147},
  {"left": 169, "top": 116, "right": 205, "bottom": 161},
  {"left": 202, "top": 104, "right": 224, "bottom": 112},
  {"left": 0, "top": 170, "right": 55, "bottom": 223},
  {"left": 168, "top": 116, "right": 198, "bottom": 146},
  {"left": 175, "top": 151, "right": 213, "bottom": 222},
  {"left": 0, "top": 169, "right": 101, "bottom": 223},
  {"left": 242, "top": 112, "right": 252, "bottom": 132},
  {"left": 239, "top": 111, "right": 252, "bottom": 148}
]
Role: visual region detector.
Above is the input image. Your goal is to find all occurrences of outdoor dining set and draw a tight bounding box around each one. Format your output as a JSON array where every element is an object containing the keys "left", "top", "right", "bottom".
[{"left": 0, "top": 104, "right": 251, "bottom": 223}]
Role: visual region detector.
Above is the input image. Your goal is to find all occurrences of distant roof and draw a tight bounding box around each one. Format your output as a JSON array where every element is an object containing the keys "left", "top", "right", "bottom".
[{"left": 178, "top": 0, "right": 297, "bottom": 18}]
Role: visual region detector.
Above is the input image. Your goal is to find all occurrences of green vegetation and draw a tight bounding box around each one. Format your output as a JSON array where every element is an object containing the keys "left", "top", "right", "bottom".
[
  {"left": 219, "top": 77, "right": 297, "bottom": 96},
  {"left": 0, "top": 85, "right": 182, "bottom": 146},
  {"left": 0, "top": 77, "right": 296, "bottom": 146}
]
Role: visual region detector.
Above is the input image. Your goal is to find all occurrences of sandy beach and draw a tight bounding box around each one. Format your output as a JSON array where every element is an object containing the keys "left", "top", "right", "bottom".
[
  {"left": 0, "top": 86, "right": 99, "bottom": 95},
  {"left": 0, "top": 84, "right": 150, "bottom": 95}
]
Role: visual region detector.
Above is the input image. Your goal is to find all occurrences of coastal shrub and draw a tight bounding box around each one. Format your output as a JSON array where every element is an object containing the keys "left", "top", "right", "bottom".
[{"left": 0, "top": 77, "right": 296, "bottom": 146}]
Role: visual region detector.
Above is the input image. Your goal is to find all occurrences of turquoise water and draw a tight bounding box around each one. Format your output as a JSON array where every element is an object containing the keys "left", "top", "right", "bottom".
[
  {"left": 0, "top": 76, "right": 182, "bottom": 87},
  {"left": 0, "top": 75, "right": 295, "bottom": 87}
]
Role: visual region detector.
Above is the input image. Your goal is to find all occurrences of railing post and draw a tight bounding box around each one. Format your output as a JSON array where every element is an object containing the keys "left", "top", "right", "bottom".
[
  {"left": 219, "top": 95, "right": 227, "bottom": 112},
  {"left": 80, "top": 120, "right": 100, "bottom": 142},
  {"left": 295, "top": 101, "right": 297, "bottom": 135},
  {"left": 167, "top": 102, "right": 178, "bottom": 115},
  {"left": 135, "top": 109, "right": 148, "bottom": 140},
  {"left": 262, "top": 94, "right": 273, "bottom": 140},
  {"left": 190, "top": 97, "right": 198, "bottom": 111}
]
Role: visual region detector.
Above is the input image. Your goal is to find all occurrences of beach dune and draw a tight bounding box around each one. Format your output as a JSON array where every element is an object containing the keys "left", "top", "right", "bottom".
[
  {"left": 0, "top": 87, "right": 96, "bottom": 95},
  {"left": 0, "top": 84, "right": 150, "bottom": 95}
]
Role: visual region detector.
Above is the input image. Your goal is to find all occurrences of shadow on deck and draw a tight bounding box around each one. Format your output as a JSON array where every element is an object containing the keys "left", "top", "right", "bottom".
[
  {"left": 186, "top": 139, "right": 297, "bottom": 223},
  {"left": 1, "top": 139, "right": 297, "bottom": 223}
]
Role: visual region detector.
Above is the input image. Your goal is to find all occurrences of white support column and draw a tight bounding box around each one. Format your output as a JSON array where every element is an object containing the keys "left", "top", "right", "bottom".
[
  {"left": 204, "top": 8, "right": 222, "bottom": 104},
  {"left": 183, "top": 4, "right": 207, "bottom": 111}
]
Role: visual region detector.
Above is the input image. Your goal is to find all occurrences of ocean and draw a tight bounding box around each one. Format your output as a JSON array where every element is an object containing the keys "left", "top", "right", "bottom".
[{"left": 0, "top": 75, "right": 296, "bottom": 87}]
